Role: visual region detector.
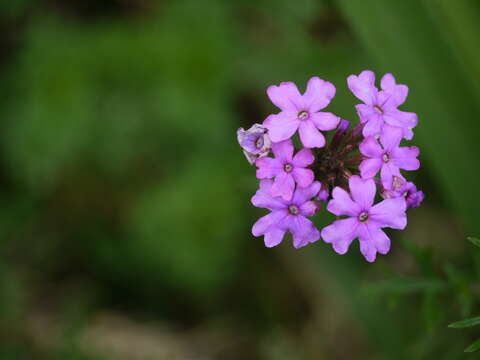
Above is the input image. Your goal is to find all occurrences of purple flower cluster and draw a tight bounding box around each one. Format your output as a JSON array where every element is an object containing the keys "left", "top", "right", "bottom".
[{"left": 237, "top": 71, "right": 424, "bottom": 262}]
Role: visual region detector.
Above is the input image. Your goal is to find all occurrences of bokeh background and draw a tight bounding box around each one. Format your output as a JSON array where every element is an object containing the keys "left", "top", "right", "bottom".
[{"left": 1, "top": 0, "right": 480, "bottom": 359}]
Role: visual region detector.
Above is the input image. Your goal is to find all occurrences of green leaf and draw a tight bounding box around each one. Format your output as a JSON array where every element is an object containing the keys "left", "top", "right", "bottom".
[
  {"left": 449, "top": 316, "right": 480, "bottom": 328},
  {"left": 465, "top": 338, "right": 480, "bottom": 353},
  {"left": 468, "top": 237, "right": 480, "bottom": 248}
]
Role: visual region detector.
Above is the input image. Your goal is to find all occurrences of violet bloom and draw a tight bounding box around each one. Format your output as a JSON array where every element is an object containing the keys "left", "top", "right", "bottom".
[
  {"left": 383, "top": 177, "right": 424, "bottom": 209},
  {"left": 381, "top": 175, "right": 407, "bottom": 199},
  {"left": 403, "top": 182, "right": 424, "bottom": 208},
  {"left": 256, "top": 139, "right": 314, "bottom": 200},
  {"left": 237, "top": 123, "right": 271, "bottom": 164},
  {"left": 321, "top": 176, "right": 407, "bottom": 262},
  {"left": 263, "top": 77, "right": 340, "bottom": 148},
  {"left": 347, "top": 71, "right": 417, "bottom": 139},
  {"left": 359, "top": 125, "right": 420, "bottom": 188},
  {"left": 252, "top": 180, "right": 321, "bottom": 248}
]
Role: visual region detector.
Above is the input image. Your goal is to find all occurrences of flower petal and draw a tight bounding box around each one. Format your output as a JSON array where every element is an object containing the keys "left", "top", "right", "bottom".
[
  {"left": 355, "top": 104, "right": 376, "bottom": 123},
  {"left": 321, "top": 218, "right": 359, "bottom": 254},
  {"left": 310, "top": 112, "right": 340, "bottom": 131},
  {"left": 299, "top": 120, "right": 326, "bottom": 148},
  {"left": 299, "top": 200, "right": 319, "bottom": 217},
  {"left": 263, "top": 228, "right": 286, "bottom": 248},
  {"left": 362, "top": 114, "right": 383, "bottom": 137},
  {"left": 292, "top": 148, "right": 314, "bottom": 167},
  {"left": 357, "top": 223, "right": 391, "bottom": 262},
  {"left": 267, "top": 81, "right": 302, "bottom": 111},
  {"left": 271, "top": 139, "right": 294, "bottom": 162},
  {"left": 349, "top": 175, "right": 376, "bottom": 210},
  {"left": 289, "top": 215, "right": 320, "bottom": 248},
  {"left": 380, "top": 73, "right": 408, "bottom": 106},
  {"left": 263, "top": 113, "right": 299, "bottom": 143},
  {"left": 251, "top": 180, "right": 287, "bottom": 210},
  {"left": 347, "top": 70, "right": 378, "bottom": 105},
  {"left": 252, "top": 210, "right": 288, "bottom": 236},
  {"left": 360, "top": 136, "right": 383, "bottom": 158},
  {"left": 292, "top": 181, "right": 321, "bottom": 205},
  {"left": 380, "top": 125, "right": 403, "bottom": 151},
  {"left": 383, "top": 110, "right": 417, "bottom": 140},
  {"left": 327, "top": 187, "right": 360, "bottom": 216},
  {"left": 391, "top": 146, "right": 420, "bottom": 171},
  {"left": 292, "top": 168, "right": 314, "bottom": 188},
  {"left": 359, "top": 158, "right": 382, "bottom": 179},
  {"left": 242, "top": 150, "right": 259, "bottom": 165},
  {"left": 380, "top": 163, "right": 401, "bottom": 189},
  {"left": 270, "top": 172, "right": 295, "bottom": 201},
  {"left": 302, "top": 77, "right": 336, "bottom": 112},
  {"left": 370, "top": 197, "right": 407, "bottom": 230},
  {"left": 255, "top": 157, "right": 282, "bottom": 179}
]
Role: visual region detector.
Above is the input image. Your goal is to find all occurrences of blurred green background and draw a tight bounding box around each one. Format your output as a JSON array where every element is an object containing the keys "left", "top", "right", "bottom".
[{"left": 1, "top": 0, "right": 480, "bottom": 359}]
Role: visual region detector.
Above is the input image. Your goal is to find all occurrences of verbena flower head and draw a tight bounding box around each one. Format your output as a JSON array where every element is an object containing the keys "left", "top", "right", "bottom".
[
  {"left": 238, "top": 72, "right": 424, "bottom": 262},
  {"left": 263, "top": 77, "right": 340, "bottom": 148},
  {"left": 237, "top": 123, "right": 271, "bottom": 164},
  {"left": 348, "top": 71, "right": 417, "bottom": 140}
]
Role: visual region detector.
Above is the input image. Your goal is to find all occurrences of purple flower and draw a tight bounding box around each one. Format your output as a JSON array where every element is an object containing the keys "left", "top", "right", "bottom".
[
  {"left": 403, "top": 182, "right": 424, "bottom": 208},
  {"left": 381, "top": 175, "right": 407, "bottom": 199},
  {"left": 237, "top": 123, "right": 271, "bottom": 164},
  {"left": 321, "top": 175, "right": 407, "bottom": 262},
  {"left": 252, "top": 180, "right": 321, "bottom": 248},
  {"left": 382, "top": 176, "right": 424, "bottom": 209},
  {"left": 263, "top": 77, "right": 340, "bottom": 148},
  {"left": 359, "top": 125, "right": 420, "bottom": 188},
  {"left": 347, "top": 71, "right": 417, "bottom": 140},
  {"left": 256, "top": 139, "right": 314, "bottom": 200}
]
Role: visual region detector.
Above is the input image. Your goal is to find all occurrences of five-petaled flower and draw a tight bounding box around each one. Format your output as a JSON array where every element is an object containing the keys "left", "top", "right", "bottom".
[
  {"left": 264, "top": 77, "right": 340, "bottom": 148},
  {"left": 348, "top": 71, "right": 417, "bottom": 140},
  {"left": 359, "top": 125, "right": 420, "bottom": 188},
  {"left": 255, "top": 139, "right": 314, "bottom": 201},
  {"left": 321, "top": 176, "right": 407, "bottom": 262},
  {"left": 252, "top": 180, "right": 321, "bottom": 248}
]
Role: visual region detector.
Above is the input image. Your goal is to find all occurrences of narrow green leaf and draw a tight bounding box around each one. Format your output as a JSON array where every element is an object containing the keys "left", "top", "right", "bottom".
[
  {"left": 465, "top": 338, "right": 480, "bottom": 353},
  {"left": 468, "top": 237, "right": 480, "bottom": 248},
  {"left": 449, "top": 316, "right": 480, "bottom": 328}
]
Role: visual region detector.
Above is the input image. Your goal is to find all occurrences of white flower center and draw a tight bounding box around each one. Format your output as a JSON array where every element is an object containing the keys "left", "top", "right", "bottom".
[
  {"left": 284, "top": 163, "right": 293, "bottom": 172},
  {"left": 373, "top": 105, "right": 384, "bottom": 114},
  {"left": 297, "top": 110, "right": 309, "bottom": 120},
  {"left": 288, "top": 205, "right": 299, "bottom": 215},
  {"left": 358, "top": 211, "right": 369, "bottom": 222},
  {"left": 382, "top": 153, "right": 390, "bottom": 163}
]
